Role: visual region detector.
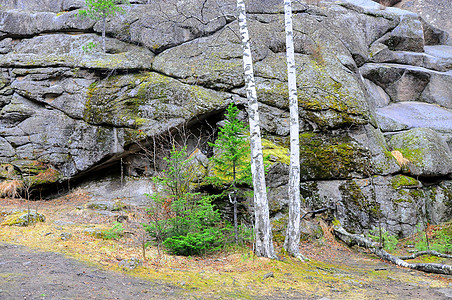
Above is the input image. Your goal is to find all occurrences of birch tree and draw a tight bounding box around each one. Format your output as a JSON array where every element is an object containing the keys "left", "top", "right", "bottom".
[
  {"left": 236, "top": 0, "right": 275, "bottom": 258},
  {"left": 283, "top": 0, "right": 307, "bottom": 260}
]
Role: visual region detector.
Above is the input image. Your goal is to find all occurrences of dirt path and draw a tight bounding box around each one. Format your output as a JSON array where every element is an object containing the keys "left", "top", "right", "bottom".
[
  {"left": 1, "top": 241, "right": 451, "bottom": 300},
  {"left": 0, "top": 243, "right": 180, "bottom": 300},
  {"left": 1, "top": 194, "right": 452, "bottom": 299}
]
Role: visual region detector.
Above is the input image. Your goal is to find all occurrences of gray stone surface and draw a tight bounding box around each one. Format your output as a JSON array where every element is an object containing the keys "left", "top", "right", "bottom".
[
  {"left": 0, "top": 34, "right": 154, "bottom": 70},
  {"left": 396, "top": 0, "right": 452, "bottom": 40},
  {"left": 376, "top": 102, "right": 452, "bottom": 132},
  {"left": 0, "top": 0, "right": 451, "bottom": 236},
  {"left": 428, "top": 181, "right": 452, "bottom": 224},
  {"left": 119, "top": 258, "right": 142, "bottom": 271},
  {"left": 80, "top": 176, "right": 153, "bottom": 207},
  {"left": 301, "top": 175, "right": 451, "bottom": 237}
]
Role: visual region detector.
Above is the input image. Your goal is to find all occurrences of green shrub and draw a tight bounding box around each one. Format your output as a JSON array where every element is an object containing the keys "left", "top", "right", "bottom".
[
  {"left": 143, "top": 147, "right": 225, "bottom": 255},
  {"left": 82, "top": 42, "right": 98, "bottom": 54},
  {"left": 415, "top": 223, "right": 452, "bottom": 253},
  {"left": 368, "top": 228, "right": 398, "bottom": 251},
  {"left": 433, "top": 229, "right": 452, "bottom": 253},
  {"left": 102, "top": 221, "right": 124, "bottom": 240},
  {"left": 163, "top": 227, "right": 223, "bottom": 256}
]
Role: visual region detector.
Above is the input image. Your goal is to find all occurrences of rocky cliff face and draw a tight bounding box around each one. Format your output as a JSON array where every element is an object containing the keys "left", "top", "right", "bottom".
[
  {"left": 0, "top": 0, "right": 451, "bottom": 236},
  {"left": 395, "top": 0, "right": 452, "bottom": 38}
]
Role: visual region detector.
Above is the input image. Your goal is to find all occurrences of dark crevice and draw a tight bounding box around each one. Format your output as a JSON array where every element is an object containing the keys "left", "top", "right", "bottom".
[
  {"left": 419, "top": 176, "right": 450, "bottom": 186},
  {"left": 63, "top": 112, "right": 224, "bottom": 193},
  {"left": 146, "top": 66, "right": 241, "bottom": 94},
  {"left": 360, "top": 62, "right": 450, "bottom": 79},
  {"left": 367, "top": 21, "right": 399, "bottom": 47},
  {"left": 4, "top": 29, "right": 96, "bottom": 41},
  {"left": 3, "top": 61, "right": 150, "bottom": 73}
]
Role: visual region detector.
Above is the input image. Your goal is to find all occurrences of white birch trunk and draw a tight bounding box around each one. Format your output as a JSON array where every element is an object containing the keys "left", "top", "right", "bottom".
[
  {"left": 236, "top": 0, "right": 275, "bottom": 258},
  {"left": 102, "top": 14, "right": 106, "bottom": 53},
  {"left": 283, "top": 0, "right": 305, "bottom": 260}
]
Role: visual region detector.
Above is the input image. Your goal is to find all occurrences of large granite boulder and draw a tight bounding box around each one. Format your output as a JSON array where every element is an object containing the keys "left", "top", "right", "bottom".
[
  {"left": 360, "top": 63, "right": 452, "bottom": 108},
  {"left": 389, "top": 128, "right": 452, "bottom": 177},
  {"left": 302, "top": 175, "right": 451, "bottom": 237},
  {"left": 0, "top": 0, "right": 451, "bottom": 236},
  {"left": 375, "top": 102, "right": 452, "bottom": 132},
  {"left": 395, "top": 0, "right": 452, "bottom": 40}
]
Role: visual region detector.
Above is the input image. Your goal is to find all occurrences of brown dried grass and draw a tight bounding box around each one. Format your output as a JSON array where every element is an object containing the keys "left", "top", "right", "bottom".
[
  {"left": 319, "top": 219, "right": 341, "bottom": 247},
  {"left": 0, "top": 180, "right": 24, "bottom": 199},
  {"left": 391, "top": 150, "right": 410, "bottom": 167}
]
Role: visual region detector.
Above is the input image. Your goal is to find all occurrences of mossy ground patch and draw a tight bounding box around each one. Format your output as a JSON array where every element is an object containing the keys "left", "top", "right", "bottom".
[{"left": 0, "top": 191, "right": 450, "bottom": 298}]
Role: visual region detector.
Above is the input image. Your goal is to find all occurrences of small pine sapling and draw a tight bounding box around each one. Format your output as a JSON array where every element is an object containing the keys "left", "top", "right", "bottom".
[
  {"left": 142, "top": 190, "right": 173, "bottom": 256},
  {"left": 208, "top": 103, "right": 252, "bottom": 243},
  {"left": 102, "top": 221, "right": 125, "bottom": 240},
  {"left": 78, "top": 0, "right": 130, "bottom": 53},
  {"left": 143, "top": 146, "right": 223, "bottom": 256},
  {"left": 368, "top": 227, "right": 399, "bottom": 251}
]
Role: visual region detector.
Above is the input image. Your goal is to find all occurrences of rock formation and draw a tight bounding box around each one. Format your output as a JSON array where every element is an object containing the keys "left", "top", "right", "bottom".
[
  {"left": 0, "top": 0, "right": 451, "bottom": 236},
  {"left": 373, "top": 0, "right": 401, "bottom": 7},
  {"left": 395, "top": 0, "right": 452, "bottom": 39}
]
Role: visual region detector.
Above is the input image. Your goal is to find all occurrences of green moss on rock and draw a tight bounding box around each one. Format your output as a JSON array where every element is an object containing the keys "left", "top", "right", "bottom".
[
  {"left": 338, "top": 180, "right": 379, "bottom": 232},
  {"left": 0, "top": 164, "right": 16, "bottom": 179},
  {"left": 262, "top": 139, "right": 290, "bottom": 165},
  {"left": 339, "top": 181, "right": 369, "bottom": 210},
  {"left": 393, "top": 148, "right": 425, "bottom": 166},
  {"left": 389, "top": 128, "right": 452, "bottom": 176},
  {"left": 83, "top": 227, "right": 104, "bottom": 238},
  {"left": 5, "top": 160, "right": 62, "bottom": 188},
  {"left": 83, "top": 74, "right": 147, "bottom": 127},
  {"left": 1, "top": 210, "right": 45, "bottom": 226},
  {"left": 271, "top": 215, "right": 288, "bottom": 244},
  {"left": 83, "top": 71, "right": 228, "bottom": 132},
  {"left": 299, "top": 132, "right": 371, "bottom": 180},
  {"left": 390, "top": 175, "right": 421, "bottom": 190}
]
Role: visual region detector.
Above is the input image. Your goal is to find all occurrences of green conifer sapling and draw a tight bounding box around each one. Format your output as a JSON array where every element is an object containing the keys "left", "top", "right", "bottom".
[{"left": 209, "top": 103, "right": 251, "bottom": 243}]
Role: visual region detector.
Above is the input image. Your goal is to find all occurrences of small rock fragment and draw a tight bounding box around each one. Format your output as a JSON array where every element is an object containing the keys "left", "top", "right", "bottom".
[
  {"left": 263, "top": 272, "right": 274, "bottom": 280},
  {"left": 119, "top": 257, "right": 142, "bottom": 270},
  {"left": 60, "top": 232, "right": 72, "bottom": 241},
  {"left": 83, "top": 228, "right": 104, "bottom": 238}
]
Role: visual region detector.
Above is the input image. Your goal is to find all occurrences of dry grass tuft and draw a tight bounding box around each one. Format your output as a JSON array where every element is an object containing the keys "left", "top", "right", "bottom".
[
  {"left": 0, "top": 180, "right": 23, "bottom": 199},
  {"left": 319, "top": 219, "right": 341, "bottom": 247},
  {"left": 0, "top": 164, "right": 15, "bottom": 177},
  {"left": 391, "top": 150, "right": 410, "bottom": 167}
]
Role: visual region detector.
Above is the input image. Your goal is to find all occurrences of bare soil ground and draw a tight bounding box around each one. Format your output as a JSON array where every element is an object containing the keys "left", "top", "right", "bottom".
[
  {"left": 0, "top": 243, "right": 179, "bottom": 300},
  {"left": 0, "top": 190, "right": 451, "bottom": 299}
]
